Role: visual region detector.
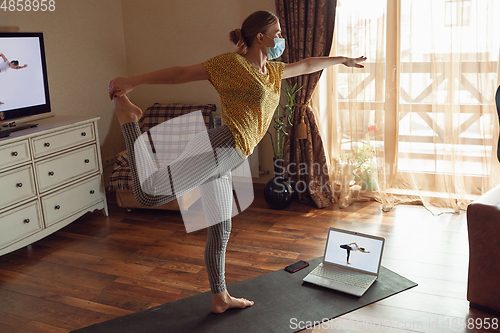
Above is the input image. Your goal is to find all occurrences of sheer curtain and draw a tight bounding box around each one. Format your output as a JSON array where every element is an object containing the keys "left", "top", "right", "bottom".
[
  {"left": 312, "top": 0, "right": 500, "bottom": 212},
  {"left": 394, "top": 0, "right": 500, "bottom": 213},
  {"left": 311, "top": 0, "right": 388, "bottom": 208}
]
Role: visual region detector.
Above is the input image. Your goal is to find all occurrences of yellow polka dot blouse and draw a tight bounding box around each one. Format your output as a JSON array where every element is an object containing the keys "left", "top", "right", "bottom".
[{"left": 203, "top": 52, "right": 286, "bottom": 158}]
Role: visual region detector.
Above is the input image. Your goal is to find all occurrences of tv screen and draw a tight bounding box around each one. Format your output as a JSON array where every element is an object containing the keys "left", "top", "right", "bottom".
[{"left": 0, "top": 32, "right": 51, "bottom": 123}]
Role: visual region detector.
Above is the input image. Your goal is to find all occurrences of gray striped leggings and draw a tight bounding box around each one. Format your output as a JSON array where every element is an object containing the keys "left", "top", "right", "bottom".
[{"left": 121, "top": 122, "right": 245, "bottom": 293}]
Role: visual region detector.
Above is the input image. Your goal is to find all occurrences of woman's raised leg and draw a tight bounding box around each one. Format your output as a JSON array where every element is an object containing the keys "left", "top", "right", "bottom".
[{"left": 113, "top": 95, "right": 244, "bottom": 208}]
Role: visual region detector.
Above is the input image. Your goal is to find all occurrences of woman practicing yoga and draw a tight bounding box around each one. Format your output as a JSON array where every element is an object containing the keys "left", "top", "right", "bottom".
[
  {"left": 109, "top": 10, "right": 366, "bottom": 314},
  {"left": 340, "top": 243, "right": 370, "bottom": 265}
]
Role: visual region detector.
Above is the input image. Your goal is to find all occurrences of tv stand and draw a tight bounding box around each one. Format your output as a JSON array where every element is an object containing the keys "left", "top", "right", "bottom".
[
  {"left": 0, "top": 116, "right": 108, "bottom": 256},
  {"left": 0, "top": 121, "right": 38, "bottom": 138}
]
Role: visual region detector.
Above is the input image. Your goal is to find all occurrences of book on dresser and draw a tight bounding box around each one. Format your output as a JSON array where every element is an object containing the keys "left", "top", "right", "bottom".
[{"left": 0, "top": 116, "right": 108, "bottom": 256}]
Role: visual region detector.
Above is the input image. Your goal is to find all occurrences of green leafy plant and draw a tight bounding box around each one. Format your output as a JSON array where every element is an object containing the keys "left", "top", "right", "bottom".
[
  {"left": 341, "top": 144, "right": 377, "bottom": 171},
  {"left": 267, "top": 82, "right": 302, "bottom": 159}
]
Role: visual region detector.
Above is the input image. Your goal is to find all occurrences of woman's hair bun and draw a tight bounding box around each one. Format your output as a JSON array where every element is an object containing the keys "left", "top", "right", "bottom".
[
  {"left": 231, "top": 11, "right": 278, "bottom": 55},
  {"left": 229, "top": 28, "right": 244, "bottom": 46}
]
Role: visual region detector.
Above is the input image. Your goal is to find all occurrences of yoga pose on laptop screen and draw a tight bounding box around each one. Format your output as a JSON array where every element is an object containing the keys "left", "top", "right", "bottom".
[
  {"left": 109, "top": 10, "right": 366, "bottom": 314},
  {"left": 340, "top": 243, "right": 370, "bottom": 265}
]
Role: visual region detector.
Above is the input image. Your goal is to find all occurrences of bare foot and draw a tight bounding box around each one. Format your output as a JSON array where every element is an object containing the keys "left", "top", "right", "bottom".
[
  {"left": 0, "top": 101, "right": 4, "bottom": 104},
  {"left": 212, "top": 289, "right": 254, "bottom": 313},
  {"left": 112, "top": 95, "right": 143, "bottom": 125}
]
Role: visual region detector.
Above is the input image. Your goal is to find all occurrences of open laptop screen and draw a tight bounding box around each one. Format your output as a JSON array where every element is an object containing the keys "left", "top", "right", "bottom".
[{"left": 324, "top": 229, "right": 384, "bottom": 274}]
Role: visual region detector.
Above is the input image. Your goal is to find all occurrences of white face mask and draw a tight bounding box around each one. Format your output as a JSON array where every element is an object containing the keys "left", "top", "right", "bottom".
[{"left": 263, "top": 35, "right": 285, "bottom": 60}]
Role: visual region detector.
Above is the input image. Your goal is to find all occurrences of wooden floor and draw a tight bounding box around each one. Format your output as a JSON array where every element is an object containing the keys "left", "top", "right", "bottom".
[{"left": 0, "top": 186, "right": 497, "bottom": 333}]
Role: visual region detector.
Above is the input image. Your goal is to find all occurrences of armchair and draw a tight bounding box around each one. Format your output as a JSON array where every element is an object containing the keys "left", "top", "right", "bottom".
[
  {"left": 109, "top": 102, "right": 216, "bottom": 211},
  {"left": 466, "top": 183, "right": 500, "bottom": 316},
  {"left": 496, "top": 85, "right": 500, "bottom": 162}
]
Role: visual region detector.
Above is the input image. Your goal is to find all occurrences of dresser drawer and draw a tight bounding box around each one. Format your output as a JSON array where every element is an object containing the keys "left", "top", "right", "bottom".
[
  {"left": 0, "top": 166, "right": 36, "bottom": 209},
  {"left": 32, "top": 123, "right": 95, "bottom": 158},
  {"left": 35, "top": 145, "right": 99, "bottom": 193},
  {"left": 0, "top": 140, "right": 31, "bottom": 170},
  {"left": 0, "top": 201, "right": 43, "bottom": 249},
  {"left": 41, "top": 176, "right": 102, "bottom": 227}
]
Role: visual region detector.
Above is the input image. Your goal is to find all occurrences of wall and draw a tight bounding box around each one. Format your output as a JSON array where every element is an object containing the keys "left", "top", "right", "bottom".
[
  {"left": 0, "top": 0, "right": 129, "bottom": 182},
  {"left": 121, "top": 0, "right": 277, "bottom": 183},
  {"left": 0, "top": 0, "right": 279, "bottom": 187}
]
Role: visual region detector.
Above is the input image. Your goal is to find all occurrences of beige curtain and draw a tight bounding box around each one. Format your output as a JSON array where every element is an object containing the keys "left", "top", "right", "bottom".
[
  {"left": 276, "top": 0, "right": 337, "bottom": 209},
  {"left": 312, "top": 0, "right": 500, "bottom": 212}
]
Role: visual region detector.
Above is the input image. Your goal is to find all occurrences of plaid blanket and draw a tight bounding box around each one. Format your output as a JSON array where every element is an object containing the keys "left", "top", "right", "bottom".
[{"left": 109, "top": 103, "right": 216, "bottom": 191}]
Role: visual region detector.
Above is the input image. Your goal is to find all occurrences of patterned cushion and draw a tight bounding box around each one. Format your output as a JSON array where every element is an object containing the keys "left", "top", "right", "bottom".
[
  {"left": 109, "top": 103, "right": 216, "bottom": 191},
  {"left": 140, "top": 103, "right": 215, "bottom": 132}
]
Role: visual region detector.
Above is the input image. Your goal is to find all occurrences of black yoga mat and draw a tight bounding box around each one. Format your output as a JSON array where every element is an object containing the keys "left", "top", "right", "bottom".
[{"left": 72, "top": 257, "right": 417, "bottom": 333}]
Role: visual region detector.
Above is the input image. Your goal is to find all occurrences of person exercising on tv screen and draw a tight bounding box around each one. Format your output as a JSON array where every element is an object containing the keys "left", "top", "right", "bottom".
[
  {"left": 108, "top": 10, "right": 366, "bottom": 314},
  {"left": 0, "top": 53, "right": 28, "bottom": 71},
  {"left": 0, "top": 53, "right": 28, "bottom": 104}
]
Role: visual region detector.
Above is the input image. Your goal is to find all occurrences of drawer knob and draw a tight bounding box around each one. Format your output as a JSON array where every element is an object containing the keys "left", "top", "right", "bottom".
[
  {"left": 24, "top": 219, "right": 30, "bottom": 224},
  {"left": 84, "top": 159, "right": 90, "bottom": 164},
  {"left": 48, "top": 171, "right": 55, "bottom": 176},
  {"left": 16, "top": 182, "right": 23, "bottom": 188},
  {"left": 81, "top": 132, "right": 87, "bottom": 137},
  {"left": 12, "top": 151, "right": 18, "bottom": 157},
  {"left": 90, "top": 190, "right": 95, "bottom": 194},
  {"left": 55, "top": 205, "right": 61, "bottom": 210},
  {"left": 44, "top": 142, "right": 50, "bottom": 147}
]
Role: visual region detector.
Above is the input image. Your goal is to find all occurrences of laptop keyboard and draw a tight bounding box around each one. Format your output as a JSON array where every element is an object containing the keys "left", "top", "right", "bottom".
[{"left": 310, "top": 264, "right": 375, "bottom": 289}]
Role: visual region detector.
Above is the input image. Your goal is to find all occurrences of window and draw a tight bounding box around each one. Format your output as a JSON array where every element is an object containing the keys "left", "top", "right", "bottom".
[
  {"left": 316, "top": 0, "right": 499, "bottom": 180},
  {"left": 398, "top": 0, "right": 498, "bottom": 177},
  {"left": 445, "top": 0, "right": 471, "bottom": 27}
]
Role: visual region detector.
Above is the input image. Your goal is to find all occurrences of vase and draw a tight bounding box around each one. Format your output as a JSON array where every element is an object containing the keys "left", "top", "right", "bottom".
[
  {"left": 273, "top": 158, "right": 286, "bottom": 177},
  {"left": 360, "top": 169, "right": 377, "bottom": 191},
  {"left": 273, "top": 158, "right": 296, "bottom": 195},
  {"left": 263, "top": 176, "right": 294, "bottom": 210}
]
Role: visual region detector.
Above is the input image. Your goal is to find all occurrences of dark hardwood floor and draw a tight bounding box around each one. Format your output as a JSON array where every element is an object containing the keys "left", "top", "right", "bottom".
[{"left": 0, "top": 186, "right": 497, "bottom": 332}]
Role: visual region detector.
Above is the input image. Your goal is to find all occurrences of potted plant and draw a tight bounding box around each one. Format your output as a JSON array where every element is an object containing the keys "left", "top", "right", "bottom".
[
  {"left": 341, "top": 143, "right": 378, "bottom": 191},
  {"left": 266, "top": 81, "right": 302, "bottom": 176},
  {"left": 263, "top": 82, "right": 302, "bottom": 210}
]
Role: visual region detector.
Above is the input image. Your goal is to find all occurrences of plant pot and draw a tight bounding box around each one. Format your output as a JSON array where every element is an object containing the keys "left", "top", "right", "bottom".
[
  {"left": 360, "top": 169, "right": 377, "bottom": 191},
  {"left": 273, "top": 157, "right": 297, "bottom": 194},
  {"left": 263, "top": 176, "right": 294, "bottom": 210},
  {"left": 273, "top": 158, "right": 286, "bottom": 177}
]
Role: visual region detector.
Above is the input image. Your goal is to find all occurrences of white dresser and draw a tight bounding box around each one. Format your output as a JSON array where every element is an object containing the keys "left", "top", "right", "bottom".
[{"left": 0, "top": 116, "right": 108, "bottom": 256}]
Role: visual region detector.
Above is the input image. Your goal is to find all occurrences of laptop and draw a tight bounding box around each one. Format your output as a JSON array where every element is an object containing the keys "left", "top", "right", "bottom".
[{"left": 303, "top": 227, "right": 385, "bottom": 297}]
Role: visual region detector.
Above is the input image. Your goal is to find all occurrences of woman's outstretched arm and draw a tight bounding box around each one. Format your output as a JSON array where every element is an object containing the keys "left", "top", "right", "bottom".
[
  {"left": 282, "top": 56, "right": 366, "bottom": 79},
  {"left": 109, "top": 63, "right": 210, "bottom": 99},
  {"left": 0, "top": 53, "right": 7, "bottom": 62}
]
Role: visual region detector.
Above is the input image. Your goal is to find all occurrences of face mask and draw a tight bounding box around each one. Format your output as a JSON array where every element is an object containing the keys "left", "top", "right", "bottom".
[{"left": 264, "top": 35, "right": 285, "bottom": 60}]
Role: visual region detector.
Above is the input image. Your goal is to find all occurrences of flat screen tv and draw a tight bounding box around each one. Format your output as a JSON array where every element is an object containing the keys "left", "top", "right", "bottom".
[{"left": 0, "top": 32, "right": 51, "bottom": 136}]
